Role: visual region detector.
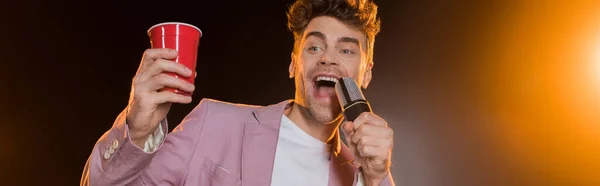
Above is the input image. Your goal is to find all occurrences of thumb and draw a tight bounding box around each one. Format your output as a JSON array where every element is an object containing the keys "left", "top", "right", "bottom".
[
  {"left": 341, "top": 122, "right": 355, "bottom": 148},
  {"left": 342, "top": 121, "right": 363, "bottom": 166}
]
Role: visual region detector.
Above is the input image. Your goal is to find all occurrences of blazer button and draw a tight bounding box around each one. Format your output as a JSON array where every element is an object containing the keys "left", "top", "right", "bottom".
[
  {"left": 108, "top": 146, "right": 115, "bottom": 154},
  {"left": 103, "top": 149, "right": 111, "bottom": 160},
  {"left": 112, "top": 139, "right": 119, "bottom": 149}
]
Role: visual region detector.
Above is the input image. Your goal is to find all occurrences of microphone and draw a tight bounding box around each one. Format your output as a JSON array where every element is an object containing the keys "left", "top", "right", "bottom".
[{"left": 335, "top": 77, "right": 372, "bottom": 122}]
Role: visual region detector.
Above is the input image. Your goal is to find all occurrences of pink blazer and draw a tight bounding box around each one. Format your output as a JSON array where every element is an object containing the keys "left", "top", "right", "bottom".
[{"left": 81, "top": 99, "right": 394, "bottom": 186}]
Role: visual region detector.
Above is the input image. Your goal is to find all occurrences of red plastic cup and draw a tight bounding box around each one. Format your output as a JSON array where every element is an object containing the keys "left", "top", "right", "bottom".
[{"left": 148, "top": 22, "right": 202, "bottom": 96}]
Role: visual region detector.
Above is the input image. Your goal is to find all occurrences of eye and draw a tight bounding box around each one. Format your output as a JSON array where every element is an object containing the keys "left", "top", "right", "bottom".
[
  {"left": 340, "top": 49, "right": 355, "bottom": 55},
  {"left": 308, "top": 46, "right": 322, "bottom": 52}
]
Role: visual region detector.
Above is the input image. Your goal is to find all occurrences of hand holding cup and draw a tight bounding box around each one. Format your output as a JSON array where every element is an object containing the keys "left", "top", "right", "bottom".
[{"left": 126, "top": 22, "right": 202, "bottom": 148}]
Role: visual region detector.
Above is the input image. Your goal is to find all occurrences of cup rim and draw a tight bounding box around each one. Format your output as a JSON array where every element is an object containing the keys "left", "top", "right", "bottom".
[{"left": 148, "top": 22, "right": 202, "bottom": 36}]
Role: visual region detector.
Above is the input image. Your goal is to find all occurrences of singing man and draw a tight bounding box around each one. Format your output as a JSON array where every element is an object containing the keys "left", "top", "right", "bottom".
[{"left": 81, "top": 0, "right": 395, "bottom": 185}]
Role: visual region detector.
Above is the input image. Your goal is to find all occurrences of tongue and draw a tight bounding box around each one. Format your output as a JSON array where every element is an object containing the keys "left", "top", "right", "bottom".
[{"left": 317, "top": 86, "right": 336, "bottom": 98}]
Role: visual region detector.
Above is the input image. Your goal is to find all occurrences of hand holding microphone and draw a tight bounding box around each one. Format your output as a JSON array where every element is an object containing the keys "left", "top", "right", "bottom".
[{"left": 336, "top": 77, "right": 393, "bottom": 186}]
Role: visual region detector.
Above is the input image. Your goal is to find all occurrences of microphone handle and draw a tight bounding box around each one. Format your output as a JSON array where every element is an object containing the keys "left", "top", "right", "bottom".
[{"left": 343, "top": 99, "right": 372, "bottom": 122}]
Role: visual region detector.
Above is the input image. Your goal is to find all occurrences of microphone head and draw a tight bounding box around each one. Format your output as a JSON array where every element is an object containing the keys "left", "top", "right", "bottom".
[
  {"left": 335, "top": 77, "right": 371, "bottom": 121},
  {"left": 335, "top": 77, "right": 366, "bottom": 108}
]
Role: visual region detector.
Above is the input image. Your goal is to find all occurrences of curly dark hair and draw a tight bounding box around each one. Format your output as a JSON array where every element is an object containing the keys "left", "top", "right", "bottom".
[{"left": 287, "top": 0, "right": 381, "bottom": 63}]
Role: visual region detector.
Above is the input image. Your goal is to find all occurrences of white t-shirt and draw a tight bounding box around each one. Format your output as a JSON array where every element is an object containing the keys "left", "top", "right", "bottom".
[{"left": 270, "top": 115, "right": 333, "bottom": 186}]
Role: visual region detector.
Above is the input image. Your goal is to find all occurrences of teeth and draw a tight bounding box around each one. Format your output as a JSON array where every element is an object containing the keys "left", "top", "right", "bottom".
[{"left": 316, "top": 76, "right": 338, "bottom": 83}]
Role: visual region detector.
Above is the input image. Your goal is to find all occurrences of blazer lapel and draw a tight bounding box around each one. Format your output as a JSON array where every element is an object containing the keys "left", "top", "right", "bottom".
[
  {"left": 328, "top": 132, "right": 359, "bottom": 186},
  {"left": 241, "top": 100, "right": 292, "bottom": 186}
]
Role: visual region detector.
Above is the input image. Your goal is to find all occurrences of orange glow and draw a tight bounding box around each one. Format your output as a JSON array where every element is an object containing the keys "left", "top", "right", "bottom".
[
  {"left": 597, "top": 58, "right": 600, "bottom": 82},
  {"left": 596, "top": 41, "right": 600, "bottom": 82},
  {"left": 476, "top": 1, "right": 600, "bottom": 185}
]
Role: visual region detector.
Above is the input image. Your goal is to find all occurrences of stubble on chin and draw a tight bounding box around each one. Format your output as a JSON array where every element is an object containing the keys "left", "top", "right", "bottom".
[{"left": 305, "top": 97, "right": 342, "bottom": 124}]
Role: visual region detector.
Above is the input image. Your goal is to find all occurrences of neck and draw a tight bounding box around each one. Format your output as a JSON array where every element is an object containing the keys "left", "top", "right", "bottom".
[{"left": 284, "top": 102, "right": 343, "bottom": 143}]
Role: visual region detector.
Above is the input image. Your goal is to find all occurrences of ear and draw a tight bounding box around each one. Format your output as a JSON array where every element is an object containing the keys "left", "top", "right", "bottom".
[
  {"left": 289, "top": 53, "right": 296, "bottom": 78},
  {"left": 361, "top": 62, "right": 373, "bottom": 89}
]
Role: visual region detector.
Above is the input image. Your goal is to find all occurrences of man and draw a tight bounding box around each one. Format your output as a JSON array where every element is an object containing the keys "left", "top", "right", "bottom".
[{"left": 81, "top": 0, "right": 394, "bottom": 185}]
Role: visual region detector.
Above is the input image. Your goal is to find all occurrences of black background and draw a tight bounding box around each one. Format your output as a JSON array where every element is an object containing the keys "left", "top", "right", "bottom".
[{"left": 0, "top": 0, "right": 514, "bottom": 185}]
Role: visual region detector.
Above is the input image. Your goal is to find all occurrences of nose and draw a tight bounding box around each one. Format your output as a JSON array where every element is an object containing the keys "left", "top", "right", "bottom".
[{"left": 318, "top": 52, "right": 338, "bottom": 66}]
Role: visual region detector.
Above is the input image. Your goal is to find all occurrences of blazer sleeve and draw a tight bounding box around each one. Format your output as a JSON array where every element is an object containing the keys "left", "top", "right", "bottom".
[
  {"left": 381, "top": 173, "right": 395, "bottom": 186},
  {"left": 81, "top": 99, "right": 211, "bottom": 186},
  {"left": 354, "top": 171, "right": 395, "bottom": 186}
]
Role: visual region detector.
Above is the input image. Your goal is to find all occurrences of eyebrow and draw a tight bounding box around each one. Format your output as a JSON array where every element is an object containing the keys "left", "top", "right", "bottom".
[
  {"left": 304, "top": 31, "right": 360, "bottom": 47},
  {"left": 338, "top": 37, "right": 359, "bottom": 46},
  {"left": 305, "top": 31, "right": 326, "bottom": 41}
]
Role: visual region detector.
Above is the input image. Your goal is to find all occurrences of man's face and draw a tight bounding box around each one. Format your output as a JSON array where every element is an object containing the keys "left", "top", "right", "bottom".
[{"left": 290, "top": 16, "right": 372, "bottom": 124}]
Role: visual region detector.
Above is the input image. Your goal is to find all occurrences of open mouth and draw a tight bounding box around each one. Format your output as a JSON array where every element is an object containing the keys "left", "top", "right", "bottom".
[
  {"left": 313, "top": 76, "right": 339, "bottom": 100},
  {"left": 315, "top": 76, "right": 338, "bottom": 87}
]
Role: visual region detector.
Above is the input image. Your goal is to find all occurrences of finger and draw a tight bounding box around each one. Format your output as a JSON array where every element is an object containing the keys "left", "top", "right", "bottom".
[
  {"left": 356, "top": 136, "right": 393, "bottom": 151},
  {"left": 153, "top": 90, "right": 192, "bottom": 104},
  {"left": 142, "top": 48, "right": 178, "bottom": 63},
  {"left": 139, "top": 48, "right": 178, "bottom": 72},
  {"left": 359, "top": 124, "right": 393, "bottom": 138},
  {"left": 145, "top": 74, "right": 195, "bottom": 93},
  {"left": 358, "top": 146, "right": 390, "bottom": 159},
  {"left": 341, "top": 121, "right": 354, "bottom": 136},
  {"left": 352, "top": 112, "right": 387, "bottom": 129},
  {"left": 351, "top": 124, "right": 393, "bottom": 144},
  {"left": 139, "top": 59, "right": 193, "bottom": 82},
  {"left": 341, "top": 122, "right": 356, "bottom": 147}
]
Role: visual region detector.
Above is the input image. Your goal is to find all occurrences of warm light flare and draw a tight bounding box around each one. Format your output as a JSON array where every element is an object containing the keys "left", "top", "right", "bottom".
[
  {"left": 477, "top": 1, "right": 600, "bottom": 185},
  {"left": 592, "top": 37, "right": 600, "bottom": 83},
  {"left": 596, "top": 47, "right": 600, "bottom": 82}
]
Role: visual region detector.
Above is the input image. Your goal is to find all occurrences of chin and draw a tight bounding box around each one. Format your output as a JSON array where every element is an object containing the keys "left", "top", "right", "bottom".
[{"left": 306, "top": 98, "right": 343, "bottom": 124}]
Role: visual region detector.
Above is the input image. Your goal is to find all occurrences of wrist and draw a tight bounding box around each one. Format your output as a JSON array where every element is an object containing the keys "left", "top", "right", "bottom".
[
  {"left": 366, "top": 178, "right": 382, "bottom": 186},
  {"left": 130, "top": 132, "right": 150, "bottom": 149},
  {"left": 127, "top": 124, "right": 152, "bottom": 149},
  {"left": 366, "top": 180, "right": 382, "bottom": 186},
  {"left": 363, "top": 171, "right": 387, "bottom": 186},
  {"left": 126, "top": 120, "right": 152, "bottom": 147}
]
